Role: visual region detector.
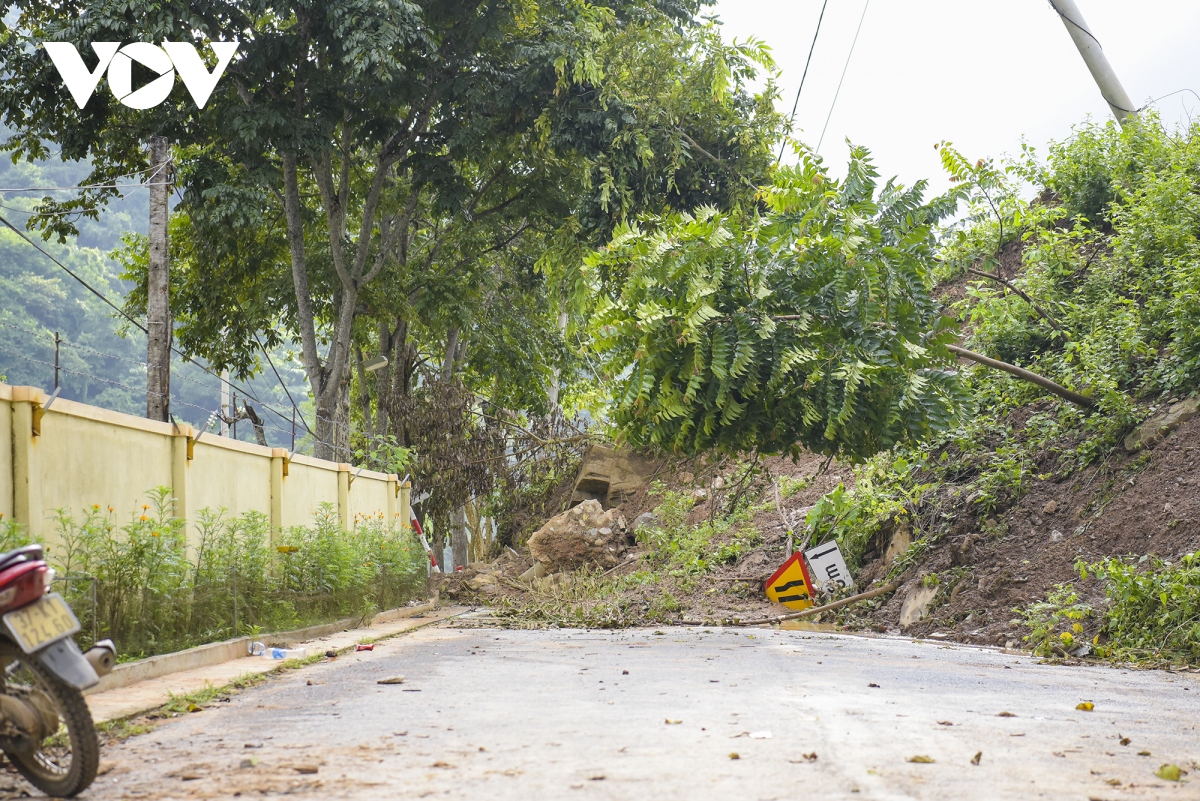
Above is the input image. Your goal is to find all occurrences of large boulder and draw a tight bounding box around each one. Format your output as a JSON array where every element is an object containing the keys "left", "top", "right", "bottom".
[
  {"left": 527, "top": 500, "right": 629, "bottom": 573},
  {"left": 570, "top": 445, "right": 662, "bottom": 508},
  {"left": 1123, "top": 396, "right": 1199, "bottom": 452}
]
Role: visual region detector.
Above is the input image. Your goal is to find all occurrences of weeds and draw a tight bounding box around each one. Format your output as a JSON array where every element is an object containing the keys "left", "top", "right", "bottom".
[
  {"left": 41, "top": 489, "right": 426, "bottom": 660},
  {"left": 1018, "top": 553, "right": 1200, "bottom": 665}
]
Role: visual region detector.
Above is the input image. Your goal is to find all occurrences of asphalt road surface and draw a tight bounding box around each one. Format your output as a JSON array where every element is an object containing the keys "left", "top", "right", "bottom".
[{"left": 68, "top": 624, "right": 1200, "bottom": 799}]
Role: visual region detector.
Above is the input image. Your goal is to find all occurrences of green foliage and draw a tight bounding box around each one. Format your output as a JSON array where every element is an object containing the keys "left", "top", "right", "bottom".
[
  {"left": 1019, "top": 553, "right": 1200, "bottom": 665},
  {"left": 804, "top": 454, "right": 926, "bottom": 571},
  {"left": 785, "top": 117, "right": 1200, "bottom": 590},
  {"left": 590, "top": 146, "right": 969, "bottom": 461},
  {"left": 1015, "top": 583, "right": 1095, "bottom": 658},
  {"left": 1081, "top": 553, "right": 1200, "bottom": 664},
  {"left": 47, "top": 490, "right": 426, "bottom": 660},
  {"left": 636, "top": 481, "right": 763, "bottom": 576}
]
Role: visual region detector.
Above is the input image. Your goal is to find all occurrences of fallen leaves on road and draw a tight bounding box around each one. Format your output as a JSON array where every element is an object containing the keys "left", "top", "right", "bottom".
[
  {"left": 802, "top": 753, "right": 818, "bottom": 761},
  {"left": 1076, "top": 702, "right": 1095, "bottom": 711},
  {"left": 1119, "top": 736, "right": 1130, "bottom": 746},
  {"left": 377, "top": 676, "right": 406, "bottom": 685},
  {"left": 1137, "top": 750, "right": 1151, "bottom": 756},
  {"left": 729, "top": 753, "right": 740, "bottom": 760},
  {"left": 937, "top": 721, "right": 954, "bottom": 726},
  {"left": 867, "top": 683, "right": 880, "bottom": 688},
  {"left": 293, "top": 764, "right": 320, "bottom": 775},
  {"left": 431, "top": 762, "right": 454, "bottom": 769},
  {"left": 1105, "top": 778, "right": 1121, "bottom": 786},
  {"left": 239, "top": 757, "right": 258, "bottom": 769},
  {"left": 907, "top": 755, "right": 935, "bottom": 764},
  {"left": 971, "top": 751, "right": 982, "bottom": 766},
  {"left": 996, "top": 711, "right": 1016, "bottom": 717},
  {"left": 665, "top": 719, "right": 682, "bottom": 725},
  {"left": 1156, "top": 764, "right": 1184, "bottom": 782}
]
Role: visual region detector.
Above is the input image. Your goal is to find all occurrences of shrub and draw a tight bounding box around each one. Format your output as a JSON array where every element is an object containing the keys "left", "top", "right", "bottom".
[{"left": 47, "top": 488, "right": 426, "bottom": 660}]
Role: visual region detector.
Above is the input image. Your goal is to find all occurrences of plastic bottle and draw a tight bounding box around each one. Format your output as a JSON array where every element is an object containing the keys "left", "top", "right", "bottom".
[{"left": 250, "top": 642, "right": 307, "bottom": 659}]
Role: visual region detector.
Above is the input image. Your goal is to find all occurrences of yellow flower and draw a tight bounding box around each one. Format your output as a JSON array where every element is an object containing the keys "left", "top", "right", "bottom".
[
  {"left": 108, "top": 506, "right": 114, "bottom": 513},
  {"left": 92, "top": 504, "right": 100, "bottom": 510},
  {"left": 142, "top": 504, "right": 149, "bottom": 511},
  {"left": 140, "top": 515, "right": 149, "bottom": 521},
  {"left": 151, "top": 531, "right": 160, "bottom": 538}
]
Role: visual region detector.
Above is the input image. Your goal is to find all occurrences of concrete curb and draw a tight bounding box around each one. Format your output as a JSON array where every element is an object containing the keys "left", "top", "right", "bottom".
[{"left": 85, "top": 597, "right": 439, "bottom": 696}]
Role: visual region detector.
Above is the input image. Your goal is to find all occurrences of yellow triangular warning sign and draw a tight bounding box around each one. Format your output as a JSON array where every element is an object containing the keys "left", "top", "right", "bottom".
[{"left": 763, "top": 552, "right": 816, "bottom": 610}]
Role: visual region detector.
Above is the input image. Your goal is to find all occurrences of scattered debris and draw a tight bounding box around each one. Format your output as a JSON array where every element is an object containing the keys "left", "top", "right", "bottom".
[
  {"left": 1156, "top": 764, "right": 1184, "bottom": 782},
  {"left": 1076, "top": 702, "right": 1094, "bottom": 711},
  {"left": 527, "top": 500, "right": 631, "bottom": 574},
  {"left": 907, "top": 755, "right": 935, "bottom": 764},
  {"left": 971, "top": 751, "right": 982, "bottom": 766},
  {"left": 377, "top": 676, "right": 407, "bottom": 685}
]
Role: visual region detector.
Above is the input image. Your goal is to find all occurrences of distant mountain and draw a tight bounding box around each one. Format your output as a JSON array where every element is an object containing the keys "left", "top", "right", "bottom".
[{"left": 0, "top": 139, "right": 312, "bottom": 451}]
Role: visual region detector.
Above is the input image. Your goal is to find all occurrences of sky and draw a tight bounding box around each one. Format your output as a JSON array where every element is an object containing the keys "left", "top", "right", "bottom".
[{"left": 708, "top": 0, "right": 1200, "bottom": 194}]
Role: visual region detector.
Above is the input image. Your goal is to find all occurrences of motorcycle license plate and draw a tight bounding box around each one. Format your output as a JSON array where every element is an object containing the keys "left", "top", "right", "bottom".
[{"left": 3, "top": 594, "right": 81, "bottom": 654}]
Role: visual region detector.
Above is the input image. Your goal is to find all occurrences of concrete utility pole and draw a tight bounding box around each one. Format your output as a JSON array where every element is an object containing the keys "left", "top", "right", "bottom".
[
  {"left": 1049, "top": 0, "right": 1136, "bottom": 126},
  {"left": 146, "top": 135, "right": 172, "bottom": 421}
]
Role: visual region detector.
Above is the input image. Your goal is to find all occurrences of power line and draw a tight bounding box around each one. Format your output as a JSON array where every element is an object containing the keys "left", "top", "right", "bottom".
[
  {"left": 0, "top": 210, "right": 304, "bottom": 432},
  {"left": 777, "top": 0, "right": 830, "bottom": 165},
  {"left": 817, "top": 0, "right": 871, "bottom": 154}
]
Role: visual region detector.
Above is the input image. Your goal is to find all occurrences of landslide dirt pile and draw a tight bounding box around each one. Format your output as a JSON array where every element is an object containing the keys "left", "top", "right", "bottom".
[{"left": 438, "top": 391, "right": 1198, "bottom": 646}]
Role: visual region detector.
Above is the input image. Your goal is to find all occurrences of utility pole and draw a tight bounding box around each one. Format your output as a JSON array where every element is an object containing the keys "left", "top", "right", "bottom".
[
  {"left": 146, "top": 135, "right": 172, "bottom": 421},
  {"left": 1049, "top": 0, "right": 1136, "bottom": 126}
]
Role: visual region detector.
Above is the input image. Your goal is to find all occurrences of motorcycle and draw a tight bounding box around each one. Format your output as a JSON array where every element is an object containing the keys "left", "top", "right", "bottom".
[{"left": 0, "top": 544, "right": 115, "bottom": 797}]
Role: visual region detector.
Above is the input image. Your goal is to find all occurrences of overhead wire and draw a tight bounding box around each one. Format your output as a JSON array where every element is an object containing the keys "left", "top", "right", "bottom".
[
  {"left": 0, "top": 209, "right": 307, "bottom": 437},
  {"left": 776, "top": 0, "right": 830, "bottom": 165},
  {"left": 816, "top": 0, "right": 871, "bottom": 154}
]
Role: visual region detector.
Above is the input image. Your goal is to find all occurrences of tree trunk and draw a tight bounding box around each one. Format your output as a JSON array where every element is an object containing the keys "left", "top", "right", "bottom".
[
  {"left": 442, "top": 328, "right": 460, "bottom": 380},
  {"left": 146, "top": 135, "right": 171, "bottom": 422},
  {"left": 947, "top": 345, "right": 1096, "bottom": 408},
  {"left": 451, "top": 506, "right": 469, "bottom": 571}
]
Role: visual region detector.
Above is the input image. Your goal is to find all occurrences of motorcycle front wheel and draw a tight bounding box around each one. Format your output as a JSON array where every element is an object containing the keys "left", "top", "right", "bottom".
[{"left": 0, "top": 641, "right": 99, "bottom": 797}]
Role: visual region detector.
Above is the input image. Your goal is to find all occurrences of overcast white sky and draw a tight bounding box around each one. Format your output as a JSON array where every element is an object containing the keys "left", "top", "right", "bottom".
[{"left": 709, "top": 0, "right": 1200, "bottom": 193}]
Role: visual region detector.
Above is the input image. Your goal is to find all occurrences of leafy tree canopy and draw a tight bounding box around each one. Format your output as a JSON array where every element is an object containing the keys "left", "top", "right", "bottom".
[{"left": 589, "top": 145, "right": 970, "bottom": 461}]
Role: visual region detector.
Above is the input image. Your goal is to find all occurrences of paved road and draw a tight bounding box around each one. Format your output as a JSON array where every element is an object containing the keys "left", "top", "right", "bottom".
[{"left": 74, "top": 624, "right": 1200, "bottom": 800}]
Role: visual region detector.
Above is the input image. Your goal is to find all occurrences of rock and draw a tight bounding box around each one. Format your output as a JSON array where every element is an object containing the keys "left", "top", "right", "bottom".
[
  {"left": 679, "top": 472, "right": 695, "bottom": 485},
  {"left": 519, "top": 561, "right": 548, "bottom": 582},
  {"left": 632, "top": 511, "right": 658, "bottom": 533},
  {"left": 1050, "top": 529, "right": 1063, "bottom": 542},
  {"left": 883, "top": 524, "right": 912, "bottom": 567},
  {"left": 711, "top": 476, "right": 726, "bottom": 490},
  {"left": 467, "top": 573, "right": 497, "bottom": 590},
  {"left": 899, "top": 584, "right": 937, "bottom": 628},
  {"left": 527, "top": 500, "right": 629, "bottom": 573},
  {"left": 1123, "top": 396, "right": 1200, "bottom": 452},
  {"left": 691, "top": 488, "right": 709, "bottom": 505},
  {"left": 1042, "top": 500, "right": 1058, "bottom": 515},
  {"left": 569, "top": 444, "right": 662, "bottom": 508}
]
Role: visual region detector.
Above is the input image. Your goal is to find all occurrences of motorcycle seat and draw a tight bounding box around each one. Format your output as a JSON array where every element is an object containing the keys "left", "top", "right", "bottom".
[{"left": 0, "top": 544, "right": 43, "bottom": 572}]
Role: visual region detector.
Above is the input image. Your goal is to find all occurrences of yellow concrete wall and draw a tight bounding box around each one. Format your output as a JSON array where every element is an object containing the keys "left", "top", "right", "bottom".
[
  {"left": 0, "top": 383, "right": 406, "bottom": 547},
  {"left": 279, "top": 456, "right": 342, "bottom": 529},
  {"left": 37, "top": 399, "right": 174, "bottom": 516},
  {"left": 0, "top": 385, "right": 12, "bottom": 521},
  {"left": 188, "top": 436, "right": 274, "bottom": 522}
]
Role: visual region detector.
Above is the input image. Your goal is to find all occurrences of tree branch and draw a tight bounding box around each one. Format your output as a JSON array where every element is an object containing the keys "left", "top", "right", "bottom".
[
  {"left": 947, "top": 344, "right": 1095, "bottom": 408},
  {"left": 967, "top": 268, "right": 1063, "bottom": 333}
]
